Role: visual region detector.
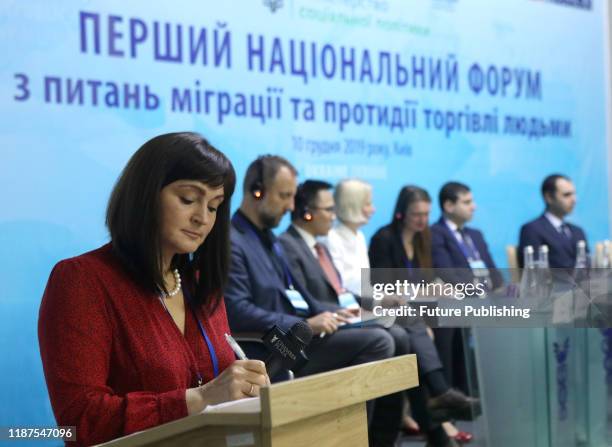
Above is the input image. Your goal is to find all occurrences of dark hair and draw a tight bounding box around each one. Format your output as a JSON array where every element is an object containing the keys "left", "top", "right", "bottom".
[
  {"left": 106, "top": 132, "right": 236, "bottom": 312},
  {"left": 243, "top": 155, "right": 297, "bottom": 195},
  {"left": 392, "top": 185, "right": 433, "bottom": 268},
  {"left": 541, "top": 174, "right": 570, "bottom": 201},
  {"left": 438, "top": 181, "right": 470, "bottom": 212},
  {"left": 291, "top": 180, "right": 333, "bottom": 221}
]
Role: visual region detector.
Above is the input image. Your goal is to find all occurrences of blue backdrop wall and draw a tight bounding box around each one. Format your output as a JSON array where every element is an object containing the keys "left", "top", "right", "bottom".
[{"left": 1, "top": 0, "right": 609, "bottom": 433}]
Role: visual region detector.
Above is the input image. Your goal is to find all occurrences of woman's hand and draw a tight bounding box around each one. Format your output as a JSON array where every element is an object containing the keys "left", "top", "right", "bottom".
[{"left": 186, "top": 360, "right": 270, "bottom": 414}]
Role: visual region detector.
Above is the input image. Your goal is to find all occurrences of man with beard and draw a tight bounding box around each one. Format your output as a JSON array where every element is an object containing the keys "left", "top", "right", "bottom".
[
  {"left": 518, "top": 174, "right": 588, "bottom": 268},
  {"left": 223, "top": 157, "right": 396, "bottom": 447}
]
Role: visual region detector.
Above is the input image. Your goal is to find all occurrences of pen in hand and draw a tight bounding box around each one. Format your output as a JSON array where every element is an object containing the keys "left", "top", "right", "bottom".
[{"left": 224, "top": 333, "right": 248, "bottom": 360}]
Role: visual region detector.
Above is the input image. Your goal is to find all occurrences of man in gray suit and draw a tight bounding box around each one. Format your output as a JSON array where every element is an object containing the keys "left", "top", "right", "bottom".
[
  {"left": 280, "top": 180, "right": 475, "bottom": 447},
  {"left": 279, "top": 180, "right": 345, "bottom": 306}
]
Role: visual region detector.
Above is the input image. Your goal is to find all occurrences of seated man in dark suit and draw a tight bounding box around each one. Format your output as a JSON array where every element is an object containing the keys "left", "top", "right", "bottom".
[
  {"left": 280, "top": 180, "right": 475, "bottom": 447},
  {"left": 225, "top": 156, "right": 394, "bottom": 365},
  {"left": 431, "top": 182, "right": 503, "bottom": 290},
  {"left": 279, "top": 180, "right": 349, "bottom": 307},
  {"left": 430, "top": 182, "right": 502, "bottom": 409},
  {"left": 223, "top": 156, "right": 396, "bottom": 446},
  {"left": 518, "top": 174, "right": 588, "bottom": 268}
]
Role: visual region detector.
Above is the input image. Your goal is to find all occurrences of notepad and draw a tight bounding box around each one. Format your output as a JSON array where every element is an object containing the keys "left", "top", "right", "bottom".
[{"left": 201, "top": 396, "right": 260, "bottom": 413}]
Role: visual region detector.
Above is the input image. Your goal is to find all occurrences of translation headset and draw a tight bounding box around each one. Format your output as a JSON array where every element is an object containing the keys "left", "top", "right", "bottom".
[
  {"left": 250, "top": 156, "right": 312, "bottom": 220},
  {"left": 249, "top": 157, "right": 266, "bottom": 200},
  {"left": 294, "top": 184, "right": 312, "bottom": 221},
  {"left": 301, "top": 207, "right": 313, "bottom": 221}
]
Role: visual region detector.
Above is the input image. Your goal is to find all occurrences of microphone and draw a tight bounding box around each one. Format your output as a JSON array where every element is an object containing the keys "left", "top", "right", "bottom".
[{"left": 263, "top": 321, "right": 313, "bottom": 378}]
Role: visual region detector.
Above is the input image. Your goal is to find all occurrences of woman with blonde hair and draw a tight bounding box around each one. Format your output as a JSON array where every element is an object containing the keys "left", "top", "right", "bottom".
[{"left": 326, "top": 178, "right": 375, "bottom": 294}]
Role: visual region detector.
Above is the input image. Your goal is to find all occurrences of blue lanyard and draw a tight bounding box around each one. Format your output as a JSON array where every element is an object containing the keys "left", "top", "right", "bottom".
[
  {"left": 271, "top": 241, "right": 296, "bottom": 289},
  {"left": 159, "top": 290, "right": 219, "bottom": 384},
  {"left": 445, "top": 221, "right": 481, "bottom": 261},
  {"left": 189, "top": 306, "right": 220, "bottom": 379}
]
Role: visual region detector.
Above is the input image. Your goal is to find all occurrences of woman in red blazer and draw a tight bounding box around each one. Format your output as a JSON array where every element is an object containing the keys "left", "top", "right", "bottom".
[{"left": 38, "top": 132, "right": 268, "bottom": 445}]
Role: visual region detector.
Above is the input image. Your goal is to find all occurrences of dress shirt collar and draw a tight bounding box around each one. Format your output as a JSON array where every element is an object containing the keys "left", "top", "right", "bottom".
[
  {"left": 444, "top": 218, "right": 461, "bottom": 233},
  {"left": 292, "top": 224, "right": 318, "bottom": 253},
  {"left": 544, "top": 211, "right": 564, "bottom": 231}
]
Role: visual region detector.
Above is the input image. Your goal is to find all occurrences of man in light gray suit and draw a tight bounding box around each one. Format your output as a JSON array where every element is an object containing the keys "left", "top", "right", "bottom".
[
  {"left": 280, "top": 180, "right": 474, "bottom": 447},
  {"left": 279, "top": 180, "right": 343, "bottom": 306}
]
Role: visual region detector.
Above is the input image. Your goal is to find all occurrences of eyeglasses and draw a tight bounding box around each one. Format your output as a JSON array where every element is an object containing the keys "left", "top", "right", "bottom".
[{"left": 310, "top": 206, "right": 336, "bottom": 213}]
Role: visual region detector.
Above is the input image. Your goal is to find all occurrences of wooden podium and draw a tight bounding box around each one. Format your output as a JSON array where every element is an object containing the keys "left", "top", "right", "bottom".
[{"left": 99, "top": 354, "right": 418, "bottom": 447}]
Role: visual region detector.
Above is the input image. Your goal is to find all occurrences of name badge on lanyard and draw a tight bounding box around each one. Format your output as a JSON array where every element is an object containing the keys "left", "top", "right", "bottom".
[
  {"left": 447, "top": 221, "right": 491, "bottom": 286},
  {"left": 272, "top": 243, "right": 310, "bottom": 314},
  {"left": 286, "top": 287, "right": 310, "bottom": 311},
  {"left": 236, "top": 222, "right": 309, "bottom": 315},
  {"left": 468, "top": 259, "right": 489, "bottom": 278}
]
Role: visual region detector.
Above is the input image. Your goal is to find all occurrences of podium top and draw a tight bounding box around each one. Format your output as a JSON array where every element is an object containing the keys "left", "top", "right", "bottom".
[
  {"left": 261, "top": 354, "right": 417, "bottom": 427},
  {"left": 97, "top": 354, "right": 418, "bottom": 446}
]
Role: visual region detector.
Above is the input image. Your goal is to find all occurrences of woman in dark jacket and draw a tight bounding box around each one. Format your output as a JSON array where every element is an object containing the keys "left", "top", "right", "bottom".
[
  {"left": 369, "top": 185, "right": 475, "bottom": 445},
  {"left": 370, "top": 185, "right": 433, "bottom": 275}
]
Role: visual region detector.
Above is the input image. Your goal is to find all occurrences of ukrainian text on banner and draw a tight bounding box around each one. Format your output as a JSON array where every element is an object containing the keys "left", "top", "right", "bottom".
[{"left": 0, "top": 0, "right": 609, "bottom": 427}]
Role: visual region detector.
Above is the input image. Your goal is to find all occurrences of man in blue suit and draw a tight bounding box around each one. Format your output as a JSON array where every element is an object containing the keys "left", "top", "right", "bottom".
[
  {"left": 223, "top": 155, "right": 394, "bottom": 376},
  {"left": 430, "top": 181, "right": 502, "bottom": 397},
  {"left": 518, "top": 174, "right": 588, "bottom": 268},
  {"left": 431, "top": 182, "right": 503, "bottom": 290},
  {"left": 224, "top": 156, "right": 402, "bottom": 446}
]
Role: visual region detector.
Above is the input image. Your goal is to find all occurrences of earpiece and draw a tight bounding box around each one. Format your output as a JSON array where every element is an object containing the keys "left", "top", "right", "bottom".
[{"left": 250, "top": 157, "right": 265, "bottom": 200}]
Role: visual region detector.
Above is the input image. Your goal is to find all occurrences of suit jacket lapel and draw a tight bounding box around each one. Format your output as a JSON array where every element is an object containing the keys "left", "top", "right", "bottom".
[
  {"left": 287, "top": 226, "right": 336, "bottom": 291},
  {"left": 437, "top": 217, "right": 467, "bottom": 262},
  {"left": 233, "top": 214, "right": 283, "bottom": 281},
  {"left": 538, "top": 215, "right": 574, "bottom": 258}
]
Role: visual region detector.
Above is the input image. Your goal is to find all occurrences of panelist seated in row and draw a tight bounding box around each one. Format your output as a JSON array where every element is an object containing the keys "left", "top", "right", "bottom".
[
  {"left": 223, "top": 156, "right": 393, "bottom": 375},
  {"left": 279, "top": 180, "right": 412, "bottom": 446},
  {"left": 222, "top": 157, "right": 397, "bottom": 444},
  {"left": 431, "top": 181, "right": 503, "bottom": 291},
  {"left": 38, "top": 133, "right": 268, "bottom": 446},
  {"left": 300, "top": 179, "right": 477, "bottom": 447},
  {"left": 430, "top": 182, "right": 501, "bottom": 407},
  {"left": 369, "top": 184, "right": 481, "bottom": 446},
  {"left": 518, "top": 173, "right": 588, "bottom": 269}
]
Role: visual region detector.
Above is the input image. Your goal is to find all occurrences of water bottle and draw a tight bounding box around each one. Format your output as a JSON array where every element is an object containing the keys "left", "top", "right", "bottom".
[
  {"left": 574, "top": 240, "right": 589, "bottom": 302},
  {"left": 520, "top": 245, "right": 536, "bottom": 299},
  {"left": 525, "top": 245, "right": 535, "bottom": 269},
  {"left": 539, "top": 244, "right": 550, "bottom": 269},
  {"left": 603, "top": 240, "right": 611, "bottom": 269},
  {"left": 537, "top": 245, "right": 553, "bottom": 301},
  {"left": 575, "top": 240, "right": 588, "bottom": 269}
]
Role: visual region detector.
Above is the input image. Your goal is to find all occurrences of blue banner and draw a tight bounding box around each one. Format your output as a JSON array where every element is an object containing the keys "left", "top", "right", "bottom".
[{"left": 0, "top": 0, "right": 609, "bottom": 429}]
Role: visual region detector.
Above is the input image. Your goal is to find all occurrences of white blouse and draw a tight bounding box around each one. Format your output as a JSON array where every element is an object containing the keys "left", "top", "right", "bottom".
[{"left": 324, "top": 222, "right": 370, "bottom": 295}]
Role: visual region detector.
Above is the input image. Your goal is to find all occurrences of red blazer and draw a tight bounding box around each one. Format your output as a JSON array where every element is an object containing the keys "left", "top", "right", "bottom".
[{"left": 38, "top": 244, "right": 235, "bottom": 445}]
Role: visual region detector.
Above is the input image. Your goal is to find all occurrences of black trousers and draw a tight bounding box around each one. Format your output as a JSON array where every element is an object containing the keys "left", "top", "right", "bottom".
[
  {"left": 369, "top": 325, "right": 410, "bottom": 445},
  {"left": 432, "top": 327, "right": 468, "bottom": 392},
  {"left": 296, "top": 326, "right": 394, "bottom": 375},
  {"left": 389, "top": 321, "right": 446, "bottom": 432}
]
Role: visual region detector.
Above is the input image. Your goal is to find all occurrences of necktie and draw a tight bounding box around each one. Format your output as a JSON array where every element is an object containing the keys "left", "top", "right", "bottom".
[
  {"left": 458, "top": 228, "right": 478, "bottom": 260},
  {"left": 314, "top": 243, "right": 343, "bottom": 295},
  {"left": 560, "top": 223, "right": 572, "bottom": 240}
]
